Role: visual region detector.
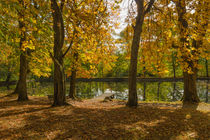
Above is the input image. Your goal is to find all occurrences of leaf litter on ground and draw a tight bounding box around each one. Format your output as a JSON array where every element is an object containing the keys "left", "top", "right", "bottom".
[{"left": 0, "top": 94, "right": 209, "bottom": 140}]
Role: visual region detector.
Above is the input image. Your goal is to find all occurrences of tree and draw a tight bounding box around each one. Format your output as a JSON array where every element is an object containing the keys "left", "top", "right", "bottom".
[
  {"left": 65, "top": 0, "right": 119, "bottom": 99},
  {"left": 174, "top": 0, "right": 208, "bottom": 103},
  {"left": 50, "top": 0, "right": 67, "bottom": 106},
  {"left": 1, "top": 0, "right": 52, "bottom": 100},
  {"left": 12, "top": 0, "right": 29, "bottom": 101},
  {"left": 127, "top": 0, "right": 155, "bottom": 107}
]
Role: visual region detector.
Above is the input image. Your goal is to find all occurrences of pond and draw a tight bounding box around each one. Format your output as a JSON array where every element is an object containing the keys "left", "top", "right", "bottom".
[{"left": 27, "top": 81, "right": 210, "bottom": 103}]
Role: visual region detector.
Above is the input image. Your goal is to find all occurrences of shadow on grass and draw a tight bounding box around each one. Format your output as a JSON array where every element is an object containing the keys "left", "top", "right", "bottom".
[{"left": 0, "top": 99, "right": 209, "bottom": 139}]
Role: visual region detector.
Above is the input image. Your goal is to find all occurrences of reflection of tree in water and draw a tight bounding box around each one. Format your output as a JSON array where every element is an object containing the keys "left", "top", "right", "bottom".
[
  {"left": 196, "top": 80, "right": 209, "bottom": 103},
  {"left": 206, "top": 81, "right": 209, "bottom": 103},
  {"left": 76, "top": 82, "right": 95, "bottom": 99}
]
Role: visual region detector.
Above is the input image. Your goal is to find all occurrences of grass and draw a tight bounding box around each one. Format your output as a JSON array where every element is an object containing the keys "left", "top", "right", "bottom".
[{"left": 0, "top": 93, "right": 209, "bottom": 140}]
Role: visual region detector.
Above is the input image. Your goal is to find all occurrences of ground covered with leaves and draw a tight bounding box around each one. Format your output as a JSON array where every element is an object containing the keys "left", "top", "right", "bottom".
[{"left": 0, "top": 93, "right": 209, "bottom": 140}]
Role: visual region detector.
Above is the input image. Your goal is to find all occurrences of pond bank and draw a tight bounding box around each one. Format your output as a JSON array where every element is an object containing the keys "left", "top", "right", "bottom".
[{"left": 0, "top": 77, "right": 209, "bottom": 87}]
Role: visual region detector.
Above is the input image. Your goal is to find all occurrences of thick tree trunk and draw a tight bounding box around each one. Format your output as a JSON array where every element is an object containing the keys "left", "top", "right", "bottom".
[
  {"left": 69, "top": 70, "right": 76, "bottom": 99},
  {"left": 51, "top": 0, "right": 66, "bottom": 106},
  {"left": 14, "top": 52, "right": 28, "bottom": 101},
  {"left": 182, "top": 71, "right": 200, "bottom": 103}
]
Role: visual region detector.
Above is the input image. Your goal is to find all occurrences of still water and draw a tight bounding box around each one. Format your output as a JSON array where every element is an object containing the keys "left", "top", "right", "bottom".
[{"left": 27, "top": 81, "right": 209, "bottom": 103}]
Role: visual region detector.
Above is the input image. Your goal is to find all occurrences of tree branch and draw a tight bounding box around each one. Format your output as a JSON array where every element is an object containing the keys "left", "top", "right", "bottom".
[
  {"left": 62, "top": 30, "right": 76, "bottom": 58},
  {"left": 49, "top": 51, "right": 63, "bottom": 71},
  {"left": 144, "top": 0, "right": 155, "bottom": 15},
  {"left": 60, "top": 0, "right": 65, "bottom": 12}
]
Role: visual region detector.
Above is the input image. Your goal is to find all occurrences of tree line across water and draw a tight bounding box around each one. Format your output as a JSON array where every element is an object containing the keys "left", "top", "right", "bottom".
[{"left": 0, "top": 0, "right": 209, "bottom": 106}]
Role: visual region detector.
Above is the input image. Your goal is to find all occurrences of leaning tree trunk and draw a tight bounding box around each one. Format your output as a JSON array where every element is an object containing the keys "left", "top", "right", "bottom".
[
  {"left": 51, "top": 0, "right": 66, "bottom": 106},
  {"left": 13, "top": 6, "right": 28, "bottom": 101},
  {"left": 176, "top": 0, "right": 199, "bottom": 103},
  {"left": 127, "top": 0, "right": 154, "bottom": 107}
]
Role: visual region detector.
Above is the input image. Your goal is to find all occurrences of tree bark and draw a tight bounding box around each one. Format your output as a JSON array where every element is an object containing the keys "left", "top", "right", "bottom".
[
  {"left": 14, "top": 52, "right": 28, "bottom": 101},
  {"left": 51, "top": 0, "right": 67, "bottom": 106},
  {"left": 182, "top": 70, "right": 200, "bottom": 102},
  {"left": 127, "top": 0, "right": 154, "bottom": 107}
]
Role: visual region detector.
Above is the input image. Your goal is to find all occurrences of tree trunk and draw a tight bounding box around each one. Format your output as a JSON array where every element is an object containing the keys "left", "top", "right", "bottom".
[
  {"left": 6, "top": 69, "right": 11, "bottom": 90},
  {"left": 13, "top": 5, "right": 28, "bottom": 101},
  {"left": 182, "top": 71, "right": 200, "bottom": 103},
  {"left": 69, "top": 51, "right": 78, "bottom": 99},
  {"left": 143, "top": 82, "right": 146, "bottom": 101},
  {"left": 14, "top": 52, "right": 28, "bottom": 101},
  {"left": 127, "top": 0, "right": 154, "bottom": 107},
  {"left": 51, "top": 0, "right": 66, "bottom": 106},
  {"left": 172, "top": 52, "right": 176, "bottom": 79},
  {"left": 127, "top": 0, "right": 144, "bottom": 107},
  {"left": 157, "top": 82, "right": 161, "bottom": 101},
  {"left": 69, "top": 70, "right": 76, "bottom": 99}
]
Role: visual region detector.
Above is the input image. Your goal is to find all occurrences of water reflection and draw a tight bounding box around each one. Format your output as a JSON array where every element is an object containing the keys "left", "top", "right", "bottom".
[{"left": 27, "top": 81, "right": 209, "bottom": 103}]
